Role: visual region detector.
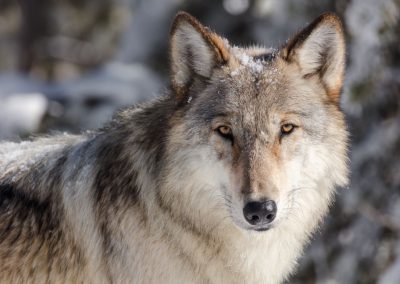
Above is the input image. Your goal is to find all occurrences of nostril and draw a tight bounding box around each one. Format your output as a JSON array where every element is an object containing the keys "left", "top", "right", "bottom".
[
  {"left": 266, "top": 213, "right": 274, "bottom": 220},
  {"left": 250, "top": 215, "right": 260, "bottom": 222}
]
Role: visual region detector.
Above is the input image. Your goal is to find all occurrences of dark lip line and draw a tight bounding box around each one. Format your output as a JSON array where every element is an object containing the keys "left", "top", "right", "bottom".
[
  {"left": 254, "top": 228, "right": 270, "bottom": 232},
  {"left": 251, "top": 225, "right": 273, "bottom": 232}
]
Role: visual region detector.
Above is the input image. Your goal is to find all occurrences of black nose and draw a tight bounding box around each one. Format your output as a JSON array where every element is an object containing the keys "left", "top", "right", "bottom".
[{"left": 243, "top": 200, "right": 277, "bottom": 226}]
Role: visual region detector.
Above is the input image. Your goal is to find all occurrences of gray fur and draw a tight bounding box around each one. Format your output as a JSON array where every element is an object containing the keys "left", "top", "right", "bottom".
[{"left": 0, "top": 12, "right": 348, "bottom": 283}]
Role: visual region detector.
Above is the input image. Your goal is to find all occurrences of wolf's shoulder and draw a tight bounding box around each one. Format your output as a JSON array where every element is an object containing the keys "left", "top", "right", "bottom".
[{"left": 0, "top": 133, "right": 87, "bottom": 177}]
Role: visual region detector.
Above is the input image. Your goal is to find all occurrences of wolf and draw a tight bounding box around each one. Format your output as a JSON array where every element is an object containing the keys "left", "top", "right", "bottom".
[{"left": 0, "top": 11, "right": 348, "bottom": 283}]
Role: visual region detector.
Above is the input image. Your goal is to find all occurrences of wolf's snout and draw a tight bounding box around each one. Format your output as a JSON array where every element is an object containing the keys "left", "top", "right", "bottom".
[{"left": 243, "top": 200, "right": 277, "bottom": 226}]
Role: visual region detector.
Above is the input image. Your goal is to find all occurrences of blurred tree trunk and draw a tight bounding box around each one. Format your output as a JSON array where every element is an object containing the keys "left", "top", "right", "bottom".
[{"left": 18, "top": 0, "right": 51, "bottom": 73}]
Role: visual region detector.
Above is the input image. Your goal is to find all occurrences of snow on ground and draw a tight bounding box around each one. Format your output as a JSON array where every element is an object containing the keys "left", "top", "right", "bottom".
[
  {"left": 0, "top": 93, "right": 47, "bottom": 140},
  {"left": 0, "top": 62, "right": 162, "bottom": 138}
]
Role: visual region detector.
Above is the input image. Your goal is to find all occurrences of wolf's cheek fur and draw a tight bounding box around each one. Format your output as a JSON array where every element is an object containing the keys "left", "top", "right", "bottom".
[
  {"left": 164, "top": 124, "right": 255, "bottom": 230},
  {"left": 162, "top": 124, "right": 236, "bottom": 226},
  {"left": 208, "top": 133, "right": 244, "bottom": 200},
  {"left": 210, "top": 133, "right": 234, "bottom": 161}
]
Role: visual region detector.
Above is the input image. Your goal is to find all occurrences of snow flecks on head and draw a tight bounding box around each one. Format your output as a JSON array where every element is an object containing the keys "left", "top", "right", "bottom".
[
  {"left": 230, "top": 47, "right": 264, "bottom": 76},
  {"left": 228, "top": 47, "right": 282, "bottom": 91},
  {"left": 237, "top": 53, "right": 264, "bottom": 73},
  {"left": 264, "top": 66, "right": 280, "bottom": 90},
  {"left": 229, "top": 47, "right": 280, "bottom": 78},
  {"left": 230, "top": 68, "right": 242, "bottom": 77}
]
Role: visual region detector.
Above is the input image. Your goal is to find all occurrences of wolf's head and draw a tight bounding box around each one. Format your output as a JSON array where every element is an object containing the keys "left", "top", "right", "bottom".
[{"left": 162, "top": 12, "right": 348, "bottom": 234}]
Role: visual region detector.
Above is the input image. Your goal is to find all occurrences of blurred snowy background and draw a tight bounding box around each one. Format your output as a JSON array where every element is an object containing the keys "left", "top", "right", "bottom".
[{"left": 0, "top": 0, "right": 399, "bottom": 282}]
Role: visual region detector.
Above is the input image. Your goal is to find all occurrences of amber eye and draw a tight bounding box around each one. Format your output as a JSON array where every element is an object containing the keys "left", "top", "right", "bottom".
[
  {"left": 216, "top": 125, "right": 233, "bottom": 141},
  {"left": 281, "top": 123, "right": 295, "bottom": 135}
]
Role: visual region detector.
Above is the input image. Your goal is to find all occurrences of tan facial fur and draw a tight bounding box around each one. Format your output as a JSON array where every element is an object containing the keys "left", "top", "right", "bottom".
[{"left": 167, "top": 12, "right": 348, "bottom": 235}]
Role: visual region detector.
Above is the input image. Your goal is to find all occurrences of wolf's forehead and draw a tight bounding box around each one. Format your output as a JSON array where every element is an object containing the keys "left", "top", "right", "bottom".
[
  {"left": 209, "top": 48, "right": 301, "bottom": 118},
  {"left": 218, "top": 65, "right": 309, "bottom": 126},
  {"left": 228, "top": 47, "right": 278, "bottom": 77},
  {"left": 224, "top": 59, "right": 286, "bottom": 107}
]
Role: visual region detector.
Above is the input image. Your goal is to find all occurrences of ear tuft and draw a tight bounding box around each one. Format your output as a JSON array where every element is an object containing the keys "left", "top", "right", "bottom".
[
  {"left": 282, "top": 13, "right": 346, "bottom": 103},
  {"left": 170, "top": 12, "right": 230, "bottom": 100}
]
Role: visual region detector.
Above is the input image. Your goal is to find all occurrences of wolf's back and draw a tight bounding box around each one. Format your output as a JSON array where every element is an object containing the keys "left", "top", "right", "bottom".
[{"left": 0, "top": 134, "right": 85, "bottom": 174}]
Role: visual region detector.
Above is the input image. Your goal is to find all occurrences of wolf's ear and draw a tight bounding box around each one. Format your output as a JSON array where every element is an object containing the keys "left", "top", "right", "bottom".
[
  {"left": 282, "top": 13, "right": 345, "bottom": 103},
  {"left": 170, "top": 12, "right": 230, "bottom": 100}
]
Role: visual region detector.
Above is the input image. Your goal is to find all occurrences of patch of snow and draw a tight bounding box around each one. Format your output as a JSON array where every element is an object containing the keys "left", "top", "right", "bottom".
[
  {"left": 0, "top": 62, "right": 162, "bottom": 137},
  {"left": 0, "top": 93, "right": 47, "bottom": 139},
  {"left": 231, "top": 47, "right": 264, "bottom": 75},
  {"left": 230, "top": 67, "right": 243, "bottom": 77}
]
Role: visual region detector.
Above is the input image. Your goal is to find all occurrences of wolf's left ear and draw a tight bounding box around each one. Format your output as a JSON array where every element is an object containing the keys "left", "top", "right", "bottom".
[
  {"left": 281, "top": 13, "right": 345, "bottom": 103},
  {"left": 170, "top": 12, "right": 230, "bottom": 100}
]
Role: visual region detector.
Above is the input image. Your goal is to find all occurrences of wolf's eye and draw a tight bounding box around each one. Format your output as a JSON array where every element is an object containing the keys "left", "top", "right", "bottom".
[
  {"left": 216, "top": 126, "right": 233, "bottom": 141},
  {"left": 281, "top": 124, "right": 295, "bottom": 135}
]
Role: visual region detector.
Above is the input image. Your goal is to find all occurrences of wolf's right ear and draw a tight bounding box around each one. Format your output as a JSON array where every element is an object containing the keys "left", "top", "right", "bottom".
[{"left": 170, "top": 12, "right": 230, "bottom": 101}]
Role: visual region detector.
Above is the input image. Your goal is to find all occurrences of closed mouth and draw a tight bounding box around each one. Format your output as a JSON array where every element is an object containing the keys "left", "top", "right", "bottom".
[
  {"left": 254, "top": 227, "right": 270, "bottom": 232},
  {"left": 252, "top": 225, "right": 273, "bottom": 232}
]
